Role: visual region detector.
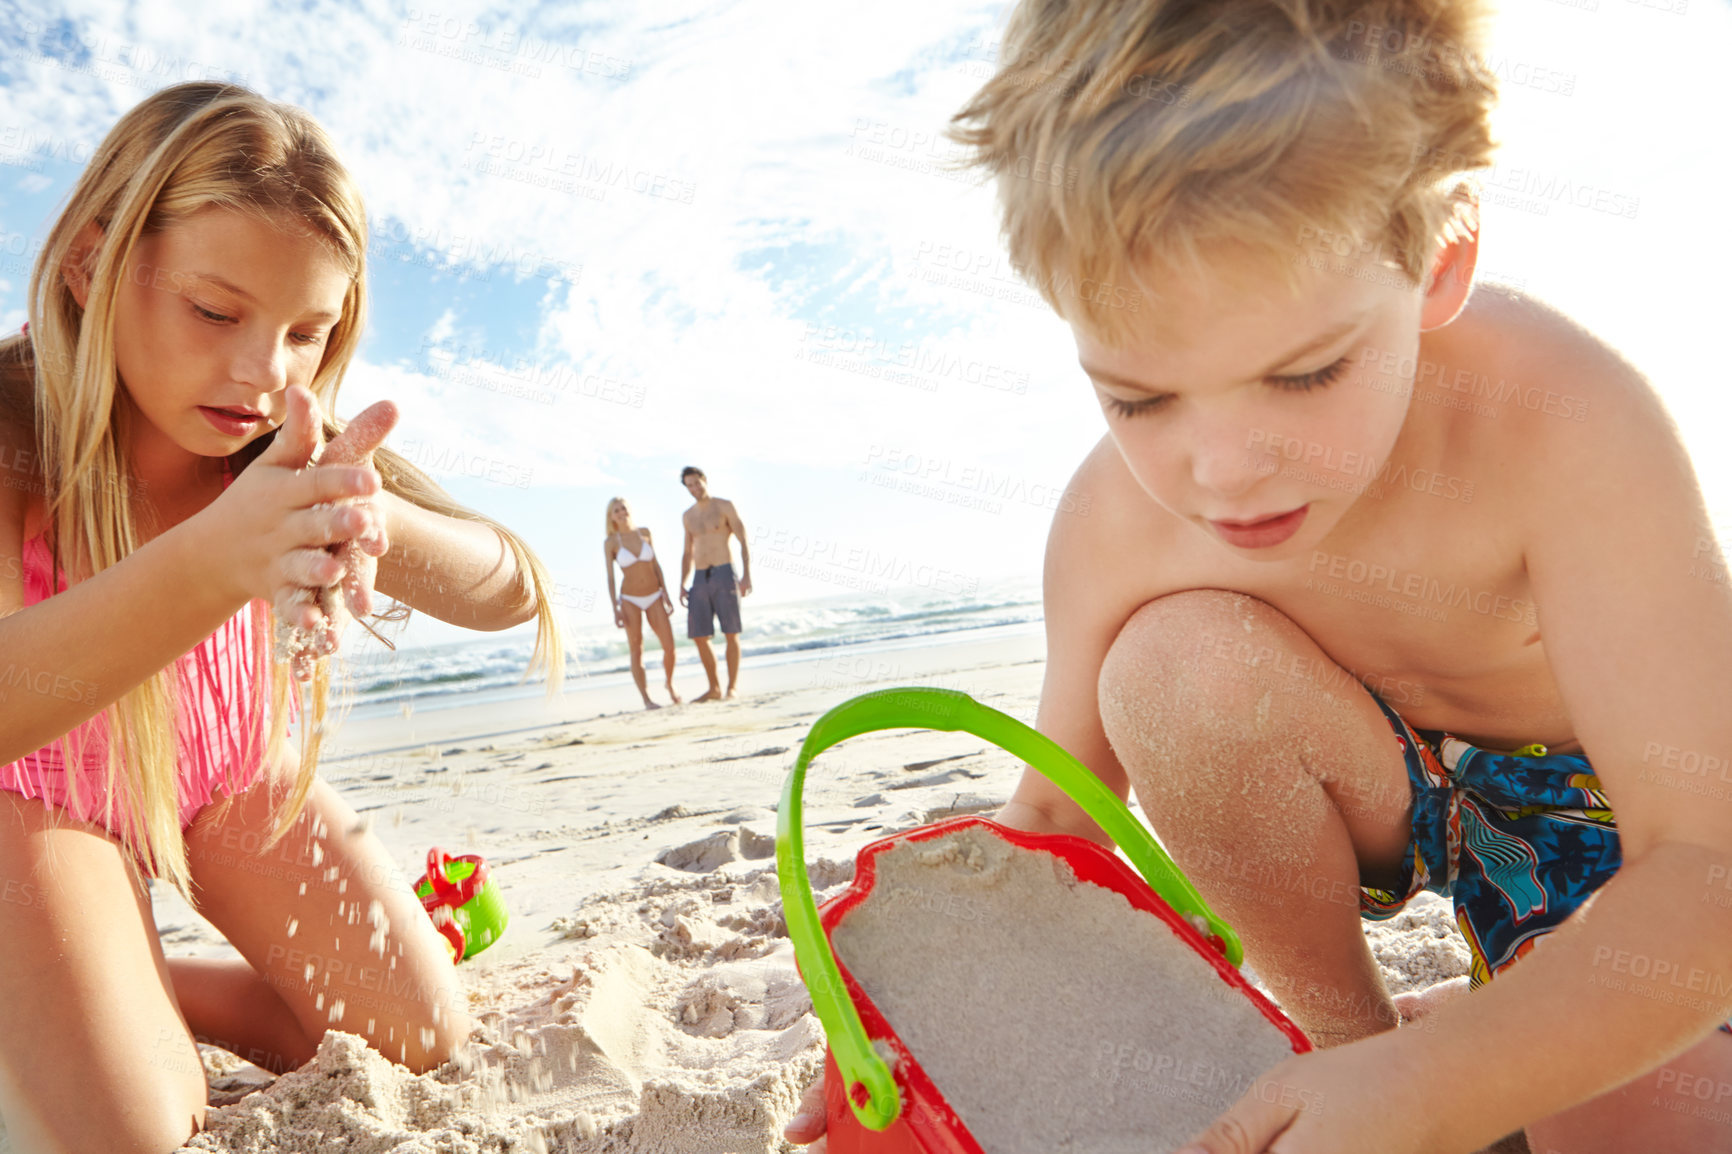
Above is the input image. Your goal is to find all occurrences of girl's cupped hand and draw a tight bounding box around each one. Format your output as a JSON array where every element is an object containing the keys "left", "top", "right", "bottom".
[{"left": 206, "top": 385, "right": 398, "bottom": 678}]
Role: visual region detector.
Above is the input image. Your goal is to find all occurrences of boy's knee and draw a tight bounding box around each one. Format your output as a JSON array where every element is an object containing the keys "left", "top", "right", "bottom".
[{"left": 1100, "top": 589, "right": 1295, "bottom": 719}]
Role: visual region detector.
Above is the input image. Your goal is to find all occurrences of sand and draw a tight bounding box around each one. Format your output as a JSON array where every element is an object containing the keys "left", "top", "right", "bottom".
[
  {"left": 830, "top": 824, "right": 1299, "bottom": 1154},
  {"left": 180, "top": 857, "right": 847, "bottom": 1153},
  {"left": 1363, "top": 891, "right": 1473, "bottom": 995},
  {"left": 0, "top": 630, "right": 1497, "bottom": 1152}
]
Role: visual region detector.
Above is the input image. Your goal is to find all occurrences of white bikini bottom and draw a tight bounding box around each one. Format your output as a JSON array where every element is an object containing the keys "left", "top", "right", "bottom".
[{"left": 618, "top": 590, "right": 662, "bottom": 610}]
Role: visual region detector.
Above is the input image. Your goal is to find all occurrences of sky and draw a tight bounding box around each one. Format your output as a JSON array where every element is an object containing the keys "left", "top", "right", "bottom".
[{"left": 0, "top": 0, "right": 1728, "bottom": 651}]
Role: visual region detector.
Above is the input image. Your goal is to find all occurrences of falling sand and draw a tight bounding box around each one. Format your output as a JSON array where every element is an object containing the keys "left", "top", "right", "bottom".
[
  {"left": 272, "top": 400, "right": 400, "bottom": 674},
  {"left": 830, "top": 824, "right": 1300, "bottom": 1154},
  {"left": 177, "top": 855, "right": 850, "bottom": 1154}
]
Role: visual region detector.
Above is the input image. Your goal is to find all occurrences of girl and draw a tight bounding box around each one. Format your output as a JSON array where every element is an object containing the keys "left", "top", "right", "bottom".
[
  {"left": 604, "top": 496, "right": 681, "bottom": 709},
  {"left": 0, "top": 82, "right": 565, "bottom": 1152}
]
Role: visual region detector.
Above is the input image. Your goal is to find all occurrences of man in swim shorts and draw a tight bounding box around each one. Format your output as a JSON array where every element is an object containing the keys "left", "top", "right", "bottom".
[{"left": 678, "top": 465, "right": 751, "bottom": 701}]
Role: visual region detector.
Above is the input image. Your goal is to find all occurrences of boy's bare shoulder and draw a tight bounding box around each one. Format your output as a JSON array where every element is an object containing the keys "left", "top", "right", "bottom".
[
  {"left": 1045, "top": 434, "right": 1193, "bottom": 630},
  {"left": 1464, "top": 286, "right": 1668, "bottom": 436},
  {"left": 1454, "top": 284, "right": 1691, "bottom": 535}
]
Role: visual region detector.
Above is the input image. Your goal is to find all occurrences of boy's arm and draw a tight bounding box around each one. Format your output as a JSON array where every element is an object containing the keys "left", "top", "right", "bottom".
[
  {"left": 372, "top": 489, "right": 536, "bottom": 631},
  {"left": 999, "top": 441, "right": 1141, "bottom": 845},
  {"left": 680, "top": 518, "right": 694, "bottom": 591},
  {"left": 1358, "top": 351, "right": 1732, "bottom": 1147},
  {"left": 726, "top": 501, "right": 751, "bottom": 593}
]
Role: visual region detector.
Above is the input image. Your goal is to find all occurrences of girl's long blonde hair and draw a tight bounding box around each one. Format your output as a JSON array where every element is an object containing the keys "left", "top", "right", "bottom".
[
  {"left": 605, "top": 496, "right": 634, "bottom": 541},
  {"left": 0, "top": 82, "right": 566, "bottom": 900}
]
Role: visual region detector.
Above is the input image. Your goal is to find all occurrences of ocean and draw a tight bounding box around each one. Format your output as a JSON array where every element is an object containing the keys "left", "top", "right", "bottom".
[{"left": 332, "top": 575, "right": 1043, "bottom": 718}]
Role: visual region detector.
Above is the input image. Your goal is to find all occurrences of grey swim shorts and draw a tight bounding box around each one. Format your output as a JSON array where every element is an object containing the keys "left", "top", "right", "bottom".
[{"left": 687, "top": 563, "right": 742, "bottom": 639}]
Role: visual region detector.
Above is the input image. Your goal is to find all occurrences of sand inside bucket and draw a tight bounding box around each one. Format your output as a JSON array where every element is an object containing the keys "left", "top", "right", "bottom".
[{"left": 830, "top": 824, "right": 1298, "bottom": 1154}]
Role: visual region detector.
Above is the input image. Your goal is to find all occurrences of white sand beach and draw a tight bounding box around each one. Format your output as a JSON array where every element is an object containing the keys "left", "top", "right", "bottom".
[{"left": 4, "top": 630, "right": 1496, "bottom": 1152}]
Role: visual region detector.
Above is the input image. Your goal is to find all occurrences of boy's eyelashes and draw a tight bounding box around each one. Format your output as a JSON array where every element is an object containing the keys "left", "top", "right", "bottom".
[
  {"left": 1277, "top": 355, "right": 1351, "bottom": 391},
  {"left": 1100, "top": 354, "right": 1351, "bottom": 420},
  {"left": 189, "top": 299, "right": 325, "bottom": 346}
]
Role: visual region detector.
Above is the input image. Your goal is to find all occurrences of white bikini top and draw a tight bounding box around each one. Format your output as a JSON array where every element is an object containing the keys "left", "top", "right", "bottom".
[{"left": 615, "top": 532, "right": 654, "bottom": 568}]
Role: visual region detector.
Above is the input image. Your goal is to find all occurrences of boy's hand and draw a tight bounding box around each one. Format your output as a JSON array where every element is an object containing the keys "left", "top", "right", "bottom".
[
  {"left": 994, "top": 795, "right": 1115, "bottom": 846},
  {"left": 789, "top": 1035, "right": 1461, "bottom": 1154},
  {"left": 1175, "top": 1032, "right": 1450, "bottom": 1154},
  {"left": 783, "top": 1078, "right": 828, "bottom": 1149}
]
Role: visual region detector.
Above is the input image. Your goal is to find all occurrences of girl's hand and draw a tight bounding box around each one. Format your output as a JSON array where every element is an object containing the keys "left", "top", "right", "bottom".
[
  {"left": 613, "top": 602, "right": 626, "bottom": 629},
  {"left": 311, "top": 398, "right": 398, "bottom": 650},
  {"left": 660, "top": 590, "right": 674, "bottom": 615},
  {"left": 206, "top": 386, "right": 394, "bottom": 675}
]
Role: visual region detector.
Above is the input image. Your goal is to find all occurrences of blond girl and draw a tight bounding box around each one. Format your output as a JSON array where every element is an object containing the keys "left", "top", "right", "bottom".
[
  {"left": 0, "top": 82, "right": 564, "bottom": 1152},
  {"left": 604, "top": 496, "right": 680, "bottom": 709}
]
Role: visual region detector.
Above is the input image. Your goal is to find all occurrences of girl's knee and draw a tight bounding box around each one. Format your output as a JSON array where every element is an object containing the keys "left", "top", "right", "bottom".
[{"left": 405, "top": 990, "right": 473, "bottom": 1073}]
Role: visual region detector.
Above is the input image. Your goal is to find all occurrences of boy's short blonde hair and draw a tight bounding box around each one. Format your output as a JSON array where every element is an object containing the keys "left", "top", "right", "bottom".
[{"left": 949, "top": 0, "right": 1500, "bottom": 342}]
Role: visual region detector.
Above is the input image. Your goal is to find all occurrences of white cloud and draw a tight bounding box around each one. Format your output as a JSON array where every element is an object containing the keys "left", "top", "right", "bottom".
[{"left": 2, "top": 0, "right": 1728, "bottom": 652}]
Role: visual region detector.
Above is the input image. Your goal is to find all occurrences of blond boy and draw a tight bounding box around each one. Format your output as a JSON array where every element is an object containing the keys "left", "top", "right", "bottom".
[{"left": 788, "top": 1, "right": 1732, "bottom": 1151}]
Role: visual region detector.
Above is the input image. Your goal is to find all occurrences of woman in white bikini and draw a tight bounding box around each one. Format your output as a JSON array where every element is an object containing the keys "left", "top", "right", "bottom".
[{"left": 605, "top": 497, "right": 681, "bottom": 709}]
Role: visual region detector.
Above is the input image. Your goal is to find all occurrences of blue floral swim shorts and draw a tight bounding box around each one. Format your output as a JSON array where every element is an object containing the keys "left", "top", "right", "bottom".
[{"left": 1360, "top": 694, "right": 1732, "bottom": 1036}]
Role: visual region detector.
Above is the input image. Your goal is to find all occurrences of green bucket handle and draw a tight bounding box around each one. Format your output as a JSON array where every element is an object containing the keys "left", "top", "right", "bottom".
[{"left": 776, "top": 686, "right": 1242, "bottom": 1133}]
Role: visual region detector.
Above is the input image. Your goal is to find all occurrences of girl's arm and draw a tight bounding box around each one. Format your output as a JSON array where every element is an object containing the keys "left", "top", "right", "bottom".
[
  {"left": 371, "top": 490, "right": 537, "bottom": 631},
  {"left": 602, "top": 535, "right": 618, "bottom": 609},
  {"left": 0, "top": 493, "right": 248, "bottom": 764},
  {"left": 0, "top": 393, "right": 378, "bottom": 764},
  {"left": 645, "top": 529, "right": 673, "bottom": 600}
]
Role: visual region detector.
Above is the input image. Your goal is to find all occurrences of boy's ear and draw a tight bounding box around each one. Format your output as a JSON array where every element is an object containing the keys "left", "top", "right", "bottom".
[
  {"left": 61, "top": 220, "right": 105, "bottom": 310},
  {"left": 1419, "top": 192, "right": 1480, "bottom": 332}
]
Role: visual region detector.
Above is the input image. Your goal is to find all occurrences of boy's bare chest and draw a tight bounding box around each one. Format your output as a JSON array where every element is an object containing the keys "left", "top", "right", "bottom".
[
  {"left": 1142, "top": 486, "right": 1576, "bottom": 747},
  {"left": 686, "top": 507, "right": 726, "bottom": 536}
]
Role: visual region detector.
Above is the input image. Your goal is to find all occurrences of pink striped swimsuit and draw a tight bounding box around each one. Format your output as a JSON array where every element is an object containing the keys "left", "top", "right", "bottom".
[{"left": 0, "top": 467, "right": 287, "bottom": 851}]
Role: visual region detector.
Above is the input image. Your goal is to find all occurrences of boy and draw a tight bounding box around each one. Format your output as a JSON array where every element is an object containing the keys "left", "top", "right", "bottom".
[{"left": 787, "top": 1, "right": 1732, "bottom": 1151}]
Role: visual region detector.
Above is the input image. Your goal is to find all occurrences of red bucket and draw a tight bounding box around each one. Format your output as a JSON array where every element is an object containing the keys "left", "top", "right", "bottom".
[{"left": 777, "top": 689, "right": 1311, "bottom": 1152}]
